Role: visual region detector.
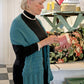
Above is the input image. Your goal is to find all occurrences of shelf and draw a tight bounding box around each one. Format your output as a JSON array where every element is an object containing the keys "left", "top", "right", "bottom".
[
  {"left": 41, "top": 11, "right": 84, "bottom": 16},
  {"left": 41, "top": 11, "right": 84, "bottom": 32}
]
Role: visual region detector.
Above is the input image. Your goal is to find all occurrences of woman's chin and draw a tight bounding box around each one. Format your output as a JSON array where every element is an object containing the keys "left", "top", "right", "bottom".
[{"left": 36, "top": 12, "right": 41, "bottom": 15}]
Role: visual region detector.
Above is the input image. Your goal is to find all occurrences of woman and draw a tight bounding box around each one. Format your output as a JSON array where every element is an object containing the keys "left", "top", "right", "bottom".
[{"left": 10, "top": 0, "right": 61, "bottom": 84}]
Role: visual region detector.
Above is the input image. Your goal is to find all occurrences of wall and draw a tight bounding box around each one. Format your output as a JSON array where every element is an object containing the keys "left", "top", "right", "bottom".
[
  {"left": 0, "top": 0, "right": 9, "bottom": 64},
  {"left": 8, "top": 0, "right": 22, "bottom": 64},
  {"left": 0, "top": 0, "right": 3, "bottom": 64},
  {"left": 0, "top": 0, "right": 22, "bottom": 64}
]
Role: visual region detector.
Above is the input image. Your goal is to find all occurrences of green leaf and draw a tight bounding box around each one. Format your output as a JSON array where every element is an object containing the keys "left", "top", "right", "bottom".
[
  {"left": 73, "top": 56, "right": 76, "bottom": 61},
  {"left": 63, "top": 57, "right": 67, "bottom": 62},
  {"left": 79, "top": 54, "right": 83, "bottom": 59},
  {"left": 50, "top": 52, "right": 55, "bottom": 57},
  {"left": 68, "top": 49, "right": 74, "bottom": 57},
  {"left": 55, "top": 55, "right": 60, "bottom": 58},
  {"left": 50, "top": 57, "right": 52, "bottom": 61},
  {"left": 50, "top": 61, "right": 55, "bottom": 64}
]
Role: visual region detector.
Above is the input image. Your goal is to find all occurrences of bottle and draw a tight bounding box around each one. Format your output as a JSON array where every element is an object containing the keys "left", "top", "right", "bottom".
[
  {"left": 51, "top": 0, "right": 55, "bottom": 12},
  {"left": 47, "top": 0, "right": 52, "bottom": 12}
]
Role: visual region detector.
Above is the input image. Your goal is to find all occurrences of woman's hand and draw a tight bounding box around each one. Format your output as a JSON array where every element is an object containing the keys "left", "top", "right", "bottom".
[
  {"left": 54, "top": 33, "right": 71, "bottom": 51},
  {"left": 38, "top": 35, "right": 59, "bottom": 49}
]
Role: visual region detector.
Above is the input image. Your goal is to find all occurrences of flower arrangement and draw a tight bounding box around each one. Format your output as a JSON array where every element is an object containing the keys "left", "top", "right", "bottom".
[{"left": 47, "top": 27, "right": 84, "bottom": 64}]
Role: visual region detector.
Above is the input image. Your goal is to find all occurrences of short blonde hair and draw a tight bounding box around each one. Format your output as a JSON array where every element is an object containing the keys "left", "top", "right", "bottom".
[
  {"left": 21, "top": 0, "right": 28, "bottom": 10},
  {"left": 21, "top": 0, "right": 46, "bottom": 10}
]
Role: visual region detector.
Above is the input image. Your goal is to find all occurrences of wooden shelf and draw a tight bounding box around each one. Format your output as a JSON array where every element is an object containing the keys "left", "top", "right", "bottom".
[{"left": 41, "top": 11, "right": 84, "bottom": 32}]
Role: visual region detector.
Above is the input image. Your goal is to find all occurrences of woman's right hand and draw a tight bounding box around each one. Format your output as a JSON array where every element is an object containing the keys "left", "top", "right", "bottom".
[{"left": 38, "top": 35, "right": 59, "bottom": 49}]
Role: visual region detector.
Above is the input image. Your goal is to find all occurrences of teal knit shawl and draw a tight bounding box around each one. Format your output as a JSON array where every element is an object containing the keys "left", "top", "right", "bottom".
[{"left": 10, "top": 14, "right": 53, "bottom": 84}]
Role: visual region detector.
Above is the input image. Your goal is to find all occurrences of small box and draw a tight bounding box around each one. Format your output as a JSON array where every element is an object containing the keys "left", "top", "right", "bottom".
[{"left": 61, "top": 4, "right": 76, "bottom": 11}]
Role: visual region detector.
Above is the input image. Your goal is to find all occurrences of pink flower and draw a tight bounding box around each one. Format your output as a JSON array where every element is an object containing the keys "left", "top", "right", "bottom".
[
  {"left": 75, "top": 44, "right": 82, "bottom": 56},
  {"left": 71, "top": 37, "right": 78, "bottom": 44},
  {"left": 72, "top": 32, "right": 81, "bottom": 38}
]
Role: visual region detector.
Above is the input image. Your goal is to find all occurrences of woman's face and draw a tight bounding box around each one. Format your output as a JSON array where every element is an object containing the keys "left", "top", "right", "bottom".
[{"left": 27, "top": 0, "right": 45, "bottom": 15}]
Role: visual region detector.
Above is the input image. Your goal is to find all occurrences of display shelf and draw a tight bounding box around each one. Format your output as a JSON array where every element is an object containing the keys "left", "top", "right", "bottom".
[{"left": 41, "top": 11, "right": 84, "bottom": 32}]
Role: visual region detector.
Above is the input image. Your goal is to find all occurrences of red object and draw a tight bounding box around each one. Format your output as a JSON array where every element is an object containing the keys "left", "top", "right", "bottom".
[
  {"left": 46, "top": 31, "right": 50, "bottom": 34},
  {"left": 75, "top": 44, "right": 82, "bottom": 56},
  {"left": 58, "top": 33, "right": 71, "bottom": 48},
  {"left": 55, "top": 0, "right": 64, "bottom": 5},
  {"left": 58, "top": 59, "right": 64, "bottom": 63}
]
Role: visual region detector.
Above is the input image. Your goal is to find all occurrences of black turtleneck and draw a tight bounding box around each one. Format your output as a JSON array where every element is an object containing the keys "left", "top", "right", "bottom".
[{"left": 21, "top": 10, "right": 47, "bottom": 41}]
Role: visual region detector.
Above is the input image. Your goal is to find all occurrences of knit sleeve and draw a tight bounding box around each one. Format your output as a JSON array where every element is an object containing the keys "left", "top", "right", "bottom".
[{"left": 12, "top": 43, "right": 38, "bottom": 59}]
